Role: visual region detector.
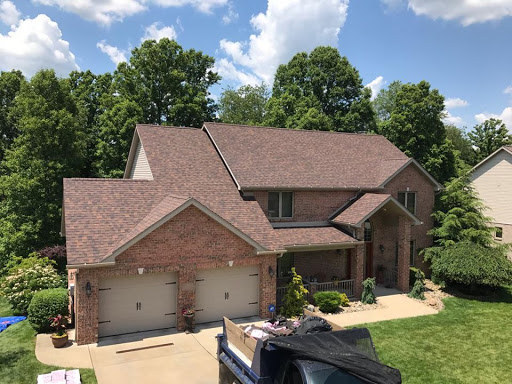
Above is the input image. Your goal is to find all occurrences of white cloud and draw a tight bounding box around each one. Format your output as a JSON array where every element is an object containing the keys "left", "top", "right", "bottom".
[
  {"left": 96, "top": 40, "right": 127, "bottom": 65},
  {"left": 0, "top": 14, "right": 78, "bottom": 77},
  {"left": 33, "top": 0, "right": 228, "bottom": 26},
  {"left": 407, "top": 0, "right": 512, "bottom": 26},
  {"left": 445, "top": 97, "right": 468, "bottom": 109},
  {"left": 0, "top": 1, "right": 20, "bottom": 26},
  {"left": 475, "top": 107, "right": 512, "bottom": 130},
  {"left": 365, "top": 76, "right": 386, "bottom": 101},
  {"left": 380, "top": 0, "right": 404, "bottom": 10},
  {"left": 142, "top": 22, "right": 177, "bottom": 42},
  {"left": 222, "top": 2, "right": 239, "bottom": 25},
  {"left": 214, "top": 58, "right": 260, "bottom": 86},
  {"left": 218, "top": 0, "right": 349, "bottom": 85},
  {"left": 443, "top": 110, "right": 465, "bottom": 126},
  {"left": 504, "top": 85, "right": 512, "bottom": 94}
]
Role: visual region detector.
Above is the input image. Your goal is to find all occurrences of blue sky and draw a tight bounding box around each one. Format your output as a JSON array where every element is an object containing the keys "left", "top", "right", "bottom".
[{"left": 1, "top": 0, "right": 512, "bottom": 130}]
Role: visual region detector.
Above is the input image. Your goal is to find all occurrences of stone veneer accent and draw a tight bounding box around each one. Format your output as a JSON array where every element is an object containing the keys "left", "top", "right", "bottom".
[{"left": 73, "top": 205, "right": 276, "bottom": 345}]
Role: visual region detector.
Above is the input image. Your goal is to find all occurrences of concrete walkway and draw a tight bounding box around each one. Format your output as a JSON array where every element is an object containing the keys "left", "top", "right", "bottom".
[
  {"left": 36, "top": 330, "right": 93, "bottom": 369},
  {"left": 323, "top": 287, "right": 438, "bottom": 327}
]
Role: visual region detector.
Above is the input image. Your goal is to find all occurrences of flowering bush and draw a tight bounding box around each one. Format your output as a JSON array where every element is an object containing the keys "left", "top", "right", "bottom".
[
  {"left": 182, "top": 308, "right": 195, "bottom": 316},
  {"left": 0, "top": 257, "right": 63, "bottom": 314}
]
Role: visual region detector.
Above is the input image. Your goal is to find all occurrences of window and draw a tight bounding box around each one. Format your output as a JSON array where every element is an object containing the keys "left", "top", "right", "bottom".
[
  {"left": 268, "top": 192, "right": 293, "bottom": 218},
  {"left": 495, "top": 227, "right": 503, "bottom": 240},
  {"left": 364, "top": 220, "right": 372, "bottom": 242},
  {"left": 398, "top": 192, "right": 416, "bottom": 214},
  {"left": 410, "top": 240, "right": 416, "bottom": 266}
]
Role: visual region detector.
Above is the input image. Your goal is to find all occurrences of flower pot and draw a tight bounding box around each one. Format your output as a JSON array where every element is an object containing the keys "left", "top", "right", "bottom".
[
  {"left": 51, "top": 333, "right": 69, "bottom": 348},
  {"left": 183, "top": 314, "right": 194, "bottom": 333}
]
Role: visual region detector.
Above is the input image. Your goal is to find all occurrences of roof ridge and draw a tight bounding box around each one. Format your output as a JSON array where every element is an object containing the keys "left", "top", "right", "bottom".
[
  {"left": 204, "top": 121, "right": 385, "bottom": 137},
  {"left": 137, "top": 124, "right": 201, "bottom": 131}
]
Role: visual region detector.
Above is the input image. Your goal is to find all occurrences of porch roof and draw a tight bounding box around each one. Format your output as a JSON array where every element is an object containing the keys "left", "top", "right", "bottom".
[
  {"left": 330, "top": 193, "right": 422, "bottom": 227},
  {"left": 276, "top": 226, "right": 360, "bottom": 251}
]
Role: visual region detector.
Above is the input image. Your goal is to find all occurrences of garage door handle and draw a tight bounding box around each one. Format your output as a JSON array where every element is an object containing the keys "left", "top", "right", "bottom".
[{"left": 227, "top": 292, "right": 229, "bottom": 300}]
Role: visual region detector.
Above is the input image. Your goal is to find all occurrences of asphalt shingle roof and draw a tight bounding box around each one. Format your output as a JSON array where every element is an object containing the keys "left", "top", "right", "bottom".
[
  {"left": 331, "top": 193, "right": 391, "bottom": 227},
  {"left": 276, "top": 227, "right": 358, "bottom": 248},
  {"left": 204, "top": 122, "right": 410, "bottom": 190}
]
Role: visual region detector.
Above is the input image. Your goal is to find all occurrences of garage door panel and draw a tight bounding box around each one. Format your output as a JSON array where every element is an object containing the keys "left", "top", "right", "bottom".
[
  {"left": 98, "top": 272, "right": 177, "bottom": 337},
  {"left": 195, "top": 266, "right": 259, "bottom": 324}
]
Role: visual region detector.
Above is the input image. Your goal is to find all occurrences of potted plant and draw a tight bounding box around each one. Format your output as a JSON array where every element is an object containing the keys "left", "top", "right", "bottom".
[
  {"left": 182, "top": 308, "right": 195, "bottom": 333},
  {"left": 49, "top": 314, "right": 69, "bottom": 348}
]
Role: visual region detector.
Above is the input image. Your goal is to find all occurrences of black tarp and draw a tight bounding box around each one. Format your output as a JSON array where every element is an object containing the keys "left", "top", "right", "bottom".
[{"left": 268, "top": 328, "right": 401, "bottom": 384}]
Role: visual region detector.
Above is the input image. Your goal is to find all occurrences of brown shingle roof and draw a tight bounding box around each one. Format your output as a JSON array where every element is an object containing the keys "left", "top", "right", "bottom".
[
  {"left": 64, "top": 125, "right": 281, "bottom": 265},
  {"left": 331, "top": 193, "right": 421, "bottom": 227},
  {"left": 276, "top": 227, "right": 358, "bottom": 248},
  {"left": 204, "top": 122, "right": 410, "bottom": 189}
]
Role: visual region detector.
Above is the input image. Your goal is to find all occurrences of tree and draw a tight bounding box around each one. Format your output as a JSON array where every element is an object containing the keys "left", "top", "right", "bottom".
[
  {"left": 0, "top": 70, "right": 86, "bottom": 267},
  {"left": 423, "top": 173, "right": 512, "bottom": 289},
  {"left": 265, "top": 46, "right": 376, "bottom": 132},
  {"left": 376, "top": 80, "right": 456, "bottom": 184},
  {"left": 468, "top": 118, "right": 511, "bottom": 163},
  {"left": 0, "top": 70, "right": 25, "bottom": 163},
  {"left": 68, "top": 70, "right": 113, "bottom": 177},
  {"left": 445, "top": 124, "right": 476, "bottom": 167},
  {"left": 95, "top": 97, "right": 143, "bottom": 178},
  {"left": 114, "top": 38, "right": 220, "bottom": 127},
  {"left": 282, "top": 268, "right": 308, "bottom": 317},
  {"left": 218, "top": 83, "right": 269, "bottom": 125}
]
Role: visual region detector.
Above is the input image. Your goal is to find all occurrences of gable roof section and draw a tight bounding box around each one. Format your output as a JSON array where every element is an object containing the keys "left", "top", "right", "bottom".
[
  {"left": 331, "top": 193, "right": 421, "bottom": 227},
  {"left": 471, "top": 146, "right": 512, "bottom": 173},
  {"left": 204, "top": 122, "right": 411, "bottom": 190}
]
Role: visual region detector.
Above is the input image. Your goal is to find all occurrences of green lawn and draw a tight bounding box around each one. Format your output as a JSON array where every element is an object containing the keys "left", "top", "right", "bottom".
[
  {"left": 362, "top": 286, "right": 512, "bottom": 384},
  {"left": 0, "top": 297, "right": 97, "bottom": 384}
]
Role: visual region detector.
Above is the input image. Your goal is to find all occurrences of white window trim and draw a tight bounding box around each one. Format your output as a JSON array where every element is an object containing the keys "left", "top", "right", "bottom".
[
  {"left": 268, "top": 191, "right": 294, "bottom": 219},
  {"left": 494, "top": 227, "right": 503, "bottom": 241},
  {"left": 398, "top": 191, "right": 417, "bottom": 215}
]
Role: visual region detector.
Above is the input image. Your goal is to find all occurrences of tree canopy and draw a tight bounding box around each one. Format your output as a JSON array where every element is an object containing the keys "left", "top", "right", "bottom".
[
  {"left": 375, "top": 80, "right": 456, "bottom": 184},
  {"left": 0, "top": 70, "right": 25, "bottom": 163},
  {"left": 114, "top": 38, "right": 220, "bottom": 127},
  {"left": 265, "top": 46, "right": 376, "bottom": 132},
  {"left": 218, "top": 83, "right": 269, "bottom": 125},
  {"left": 0, "top": 70, "right": 86, "bottom": 264},
  {"left": 468, "top": 118, "right": 511, "bottom": 163}
]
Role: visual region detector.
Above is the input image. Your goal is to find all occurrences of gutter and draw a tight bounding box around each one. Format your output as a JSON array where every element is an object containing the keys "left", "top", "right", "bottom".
[
  {"left": 282, "top": 241, "right": 364, "bottom": 252},
  {"left": 66, "top": 262, "right": 116, "bottom": 270},
  {"left": 256, "top": 249, "right": 287, "bottom": 256}
]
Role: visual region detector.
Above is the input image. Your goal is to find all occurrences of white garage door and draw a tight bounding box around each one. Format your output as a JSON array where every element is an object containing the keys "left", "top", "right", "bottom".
[
  {"left": 98, "top": 272, "right": 177, "bottom": 337},
  {"left": 195, "top": 265, "right": 259, "bottom": 324}
]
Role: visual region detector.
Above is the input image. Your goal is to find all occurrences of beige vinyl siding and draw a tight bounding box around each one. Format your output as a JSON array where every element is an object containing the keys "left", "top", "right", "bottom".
[
  {"left": 129, "top": 141, "right": 153, "bottom": 179},
  {"left": 471, "top": 150, "right": 512, "bottom": 224},
  {"left": 492, "top": 222, "right": 512, "bottom": 261}
]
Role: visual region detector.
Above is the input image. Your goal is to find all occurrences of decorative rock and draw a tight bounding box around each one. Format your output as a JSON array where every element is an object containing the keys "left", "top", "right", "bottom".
[
  {"left": 306, "top": 304, "right": 315, "bottom": 312},
  {"left": 428, "top": 298, "right": 437, "bottom": 306}
]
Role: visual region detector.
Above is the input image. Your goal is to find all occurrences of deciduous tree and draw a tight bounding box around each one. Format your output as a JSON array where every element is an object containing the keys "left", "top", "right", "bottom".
[
  {"left": 218, "top": 83, "right": 269, "bottom": 125},
  {"left": 468, "top": 118, "right": 511, "bottom": 162},
  {"left": 0, "top": 70, "right": 25, "bottom": 163}
]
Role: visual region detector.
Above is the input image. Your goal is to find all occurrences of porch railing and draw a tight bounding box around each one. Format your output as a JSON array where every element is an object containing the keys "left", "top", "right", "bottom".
[
  {"left": 314, "top": 279, "right": 355, "bottom": 298},
  {"left": 276, "top": 283, "right": 310, "bottom": 307}
]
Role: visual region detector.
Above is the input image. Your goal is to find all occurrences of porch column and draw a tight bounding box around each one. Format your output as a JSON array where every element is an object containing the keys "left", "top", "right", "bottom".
[
  {"left": 353, "top": 245, "right": 365, "bottom": 299},
  {"left": 397, "top": 215, "right": 411, "bottom": 293}
]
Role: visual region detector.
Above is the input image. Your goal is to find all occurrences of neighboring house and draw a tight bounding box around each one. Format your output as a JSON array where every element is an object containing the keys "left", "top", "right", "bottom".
[
  {"left": 470, "top": 146, "right": 512, "bottom": 260},
  {"left": 62, "top": 123, "right": 442, "bottom": 345}
]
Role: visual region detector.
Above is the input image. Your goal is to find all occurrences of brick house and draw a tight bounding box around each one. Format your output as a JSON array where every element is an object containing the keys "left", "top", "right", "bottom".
[{"left": 63, "top": 122, "right": 441, "bottom": 345}]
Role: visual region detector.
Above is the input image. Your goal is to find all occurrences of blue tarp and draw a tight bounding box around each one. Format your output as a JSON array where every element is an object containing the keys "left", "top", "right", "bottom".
[{"left": 0, "top": 316, "right": 26, "bottom": 332}]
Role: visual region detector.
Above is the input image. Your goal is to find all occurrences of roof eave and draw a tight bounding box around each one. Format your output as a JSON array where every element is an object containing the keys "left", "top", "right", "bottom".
[
  {"left": 283, "top": 241, "right": 363, "bottom": 252},
  {"left": 471, "top": 146, "right": 512, "bottom": 173},
  {"left": 123, "top": 126, "right": 141, "bottom": 179}
]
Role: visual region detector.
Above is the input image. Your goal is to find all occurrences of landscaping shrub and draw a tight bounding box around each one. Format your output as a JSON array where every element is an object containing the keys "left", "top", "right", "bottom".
[
  {"left": 314, "top": 291, "right": 342, "bottom": 313},
  {"left": 282, "top": 268, "right": 308, "bottom": 317},
  {"left": 28, "top": 288, "right": 69, "bottom": 333},
  {"left": 37, "top": 245, "right": 67, "bottom": 275},
  {"left": 408, "top": 270, "right": 426, "bottom": 300},
  {"left": 431, "top": 241, "right": 512, "bottom": 289},
  {"left": 339, "top": 293, "right": 350, "bottom": 307},
  {"left": 361, "top": 277, "right": 376, "bottom": 304},
  {"left": 0, "top": 256, "right": 63, "bottom": 314},
  {"left": 409, "top": 267, "right": 425, "bottom": 286}
]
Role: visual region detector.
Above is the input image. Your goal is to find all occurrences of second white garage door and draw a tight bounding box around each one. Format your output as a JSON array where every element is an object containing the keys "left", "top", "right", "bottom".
[
  {"left": 195, "top": 265, "right": 259, "bottom": 323},
  {"left": 98, "top": 272, "right": 177, "bottom": 337}
]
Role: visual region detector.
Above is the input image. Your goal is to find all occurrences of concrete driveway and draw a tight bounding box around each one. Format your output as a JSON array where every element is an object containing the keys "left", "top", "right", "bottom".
[{"left": 89, "top": 317, "right": 262, "bottom": 384}]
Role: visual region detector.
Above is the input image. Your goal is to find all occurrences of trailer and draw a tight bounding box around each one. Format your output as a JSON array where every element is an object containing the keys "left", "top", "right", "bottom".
[{"left": 217, "top": 315, "right": 401, "bottom": 384}]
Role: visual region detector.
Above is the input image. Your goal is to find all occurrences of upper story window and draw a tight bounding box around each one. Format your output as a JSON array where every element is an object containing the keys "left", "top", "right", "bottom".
[
  {"left": 364, "top": 220, "right": 372, "bottom": 242},
  {"left": 398, "top": 191, "right": 416, "bottom": 215},
  {"left": 495, "top": 227, "right": 503, "bottom": 240},
  {"left": 268, "top": 192, "right": 293, "bottom": 218}
]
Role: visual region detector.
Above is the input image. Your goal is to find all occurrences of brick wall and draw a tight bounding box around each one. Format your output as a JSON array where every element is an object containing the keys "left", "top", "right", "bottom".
[
  {"left": 383, "top": 163, "right": 436, "bottom": 272},
  {"left": 74, "top": 205, "right": 277, "bottom": 345},
  {"left": 251, "top": 190, "right": 356, "bottom": 222},
  {"left": 294, "top": 249, "right": 351, "bottom": 281}
]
